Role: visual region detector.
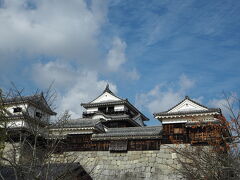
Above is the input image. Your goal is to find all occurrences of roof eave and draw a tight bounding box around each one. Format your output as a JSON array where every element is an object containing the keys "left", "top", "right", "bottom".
[
  {"left": 124, "top": 100, "right": 149, "bottom": 121},
  {"left": 154, "top": 109, "right": 221, "bottom": 118},
  {"left": 91, "top": 135, "right": 162, "bottom": 141},
  {"left": 81, "top": 100, "right": 149, "bottom": 121},
  {"left": 81, "top": 100, "right": 125, "bottom": 108}
]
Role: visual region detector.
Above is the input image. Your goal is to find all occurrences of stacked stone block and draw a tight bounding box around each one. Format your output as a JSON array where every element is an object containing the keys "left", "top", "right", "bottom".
[{"left": 72, "top": 145, "right": 185, "bottom": 180}]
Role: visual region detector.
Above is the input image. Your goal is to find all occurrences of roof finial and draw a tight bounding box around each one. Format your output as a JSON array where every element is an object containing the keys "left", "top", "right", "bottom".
[
  {"left": 103, "top": 83, "right": 111, "bottom": 93},
  {"left": 185, "top": 95, "right": 189, "bottom": 99},
  {"left": 106, "top": 83, "right": 109, "bottom": 90}
]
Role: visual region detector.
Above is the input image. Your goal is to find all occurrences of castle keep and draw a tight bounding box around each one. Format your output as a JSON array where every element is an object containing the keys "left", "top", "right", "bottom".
[{"left": 50, "top": 85, "right": 228, "bottom": 152}]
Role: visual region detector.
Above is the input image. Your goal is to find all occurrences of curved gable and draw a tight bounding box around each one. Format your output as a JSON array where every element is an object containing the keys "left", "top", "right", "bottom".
[
  {"left": 168, "top": 99, "right": 208, "bottom": 113},
  {"left": 91, "top": 92, "right": 121, "bottom": 103}
]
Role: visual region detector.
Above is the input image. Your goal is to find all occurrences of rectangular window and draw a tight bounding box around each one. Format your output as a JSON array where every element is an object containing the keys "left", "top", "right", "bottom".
[
  {"left": 98, "top": 107, "right": 106, "bottom": 113},
  {"left": 13, "top": 107, "right": 22, "bottom": 113}
]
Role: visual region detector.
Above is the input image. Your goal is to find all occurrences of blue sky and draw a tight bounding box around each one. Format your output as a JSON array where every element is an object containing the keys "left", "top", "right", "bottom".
[{"left": 0, "top": 0, "right": 239, "bottom": 125}]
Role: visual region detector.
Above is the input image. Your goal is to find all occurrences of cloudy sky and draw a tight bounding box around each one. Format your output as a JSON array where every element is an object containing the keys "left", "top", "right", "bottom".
[{"left": 0, "top": 0, "right": 239, "bottom": 125}]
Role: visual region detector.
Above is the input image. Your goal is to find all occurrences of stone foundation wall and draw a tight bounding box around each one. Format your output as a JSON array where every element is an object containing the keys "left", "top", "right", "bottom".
[
  {"left": 3, "top": 142, "right": 187, "bottom": 179},
  {"left": 1, "top": 142, "right": 20, "bottom": 165},
  {"left": 65, "top": 144, "right": 186, "bottom": 180}
]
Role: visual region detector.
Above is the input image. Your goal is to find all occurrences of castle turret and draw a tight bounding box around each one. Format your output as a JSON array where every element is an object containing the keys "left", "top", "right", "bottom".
[{"left": 154, "top": 96, "right": 229, "bottom": 144}]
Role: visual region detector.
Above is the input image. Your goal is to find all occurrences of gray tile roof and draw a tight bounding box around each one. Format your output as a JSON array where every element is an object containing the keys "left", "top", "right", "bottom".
[
  {"left": 65, "top": 118, "right": 103, "bottom": 127},
  {"left": 88, "top": 112, "right": 142, "bottom": 126},
  {"left": 51, "top": 118, "right": 105, "bottom": 132},
  {"left": 92, "top": 126, "right": 162, "bottom": 140},
  {"left": 154, "top": 108, "right": 221, "bottom": 117},
  {"left": 81, "top": 100, "right": 125, "bottom": 107},
  {"left": 93, "top": 112, "right": 130, "bottom": 120}
]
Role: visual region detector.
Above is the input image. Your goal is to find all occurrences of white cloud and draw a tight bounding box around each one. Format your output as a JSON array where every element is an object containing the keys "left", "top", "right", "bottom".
[
  {"left": 135, "top": 74, "right": 195, "bottom": 114},
  {"left": 106, "top": 37, "right": 127, "bottom": 71},
  {"left": 0, "top": 0, "right": 107, "bottom": 64},
  {"left": 0, "top": 0, "right": 140, "bottom": 81},
  {"left": 58, "top": 72, "right": 117, "bottom": 118},
  {"left": 0, "top": 0, "right": 141, "bottom": 118},
  {"left": 208, "top": 93, "right": 237, "bottom": 117},
  {"left": 32, "top": 60, "right": 117, "bottom": 118},
  {"left": 105, "top": 37, "right": 140, "bottom": 80},
  {"left": 125, "top": 68, "right": 140, "bottom": 80},
  {"left": 135, "top": 85, "right": 182, "bottom": 114},
  {"left": 32, "top": 61, "right": 77, "bottom": 88},
  {"left": 179, "top": 74, "right": 195, "bottom": 92},
  {"left": 209, "top": 98, "right": 227, "bottom": 110}
]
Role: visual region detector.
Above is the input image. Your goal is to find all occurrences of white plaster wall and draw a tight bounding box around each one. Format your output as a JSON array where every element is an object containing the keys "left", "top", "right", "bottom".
[
  {"left": 6, "top": 104, "right": 28, "bottom": 115},
  {"left": 92, "top": 114, "right": 108, "bottom": 120},
  {"left": 86, "top": 107, "right": 98, "bottom": 113},
  {"left": 114, "top": 105, "right": 126, "bottom": 111},
  {"left": 92, "top": 92, "right": 120, "bottom": 103},
  {"left": 5, "top": 104, "right": 49, "bottom": 122},
  {"left": 28, "top": 105, "right": 50, "bottom": 122},
  {"left": 169, "top": 99, "right": 207, "bottom": 113}
]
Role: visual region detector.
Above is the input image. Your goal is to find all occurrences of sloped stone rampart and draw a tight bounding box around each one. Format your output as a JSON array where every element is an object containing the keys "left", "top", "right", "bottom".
[{"left": 71, "top": 145, "right": 185, "bottom": 180}]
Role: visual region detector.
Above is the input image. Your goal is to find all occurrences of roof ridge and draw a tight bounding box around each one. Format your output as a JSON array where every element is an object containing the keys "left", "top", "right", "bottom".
[{"left": 107, "top": 126, "right": 162, "bottom": 130}]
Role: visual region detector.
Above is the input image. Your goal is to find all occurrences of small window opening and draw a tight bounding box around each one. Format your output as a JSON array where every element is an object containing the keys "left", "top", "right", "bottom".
[
  {"left": 13, "top": 107, "right": 22, "bottom": 113},
  {"left": 99, "top": 107, "right": 107, "bottom": 113},
  {"left": 36, "top": 112, "right": 42, "bottom": 118},
  {"left": 108, "top": 106, "right": 114, "bottom": 113}
]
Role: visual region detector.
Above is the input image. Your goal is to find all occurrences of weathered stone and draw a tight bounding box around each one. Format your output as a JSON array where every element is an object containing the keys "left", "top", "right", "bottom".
[{"left": 56, "top": 144, "right": 189, "bottom": 180}]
